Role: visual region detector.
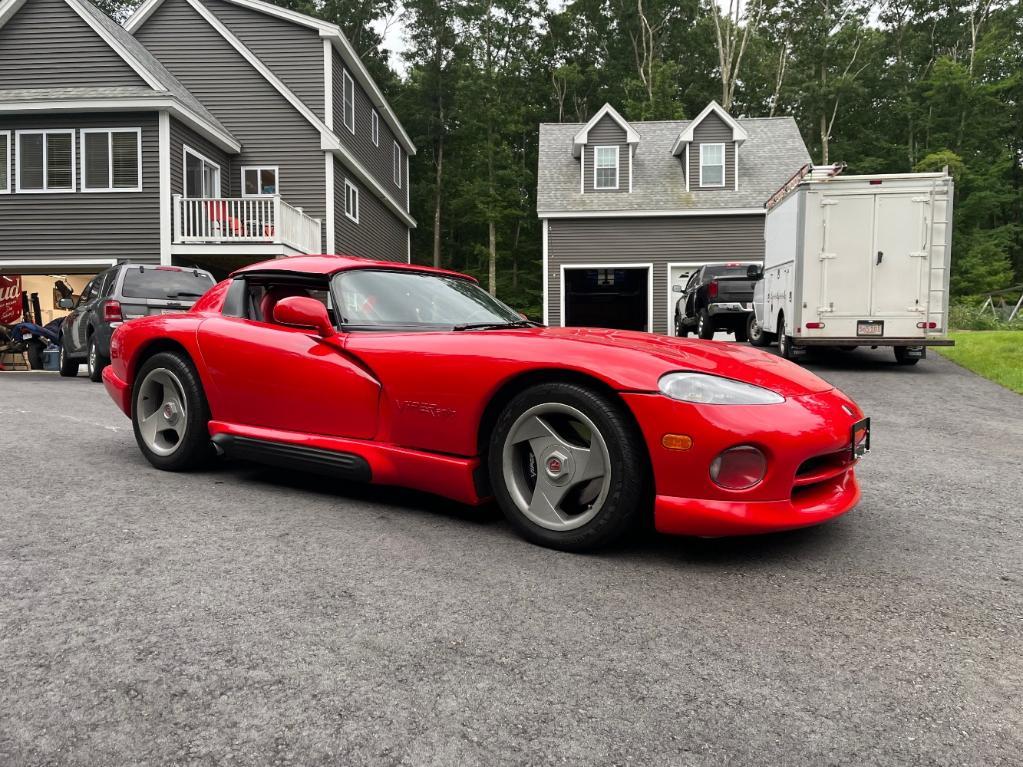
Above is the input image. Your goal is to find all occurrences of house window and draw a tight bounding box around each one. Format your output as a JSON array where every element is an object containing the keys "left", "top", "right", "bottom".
[
  {"left": 700, "top": 143, "right": 725, "bottom": 187},
  {"left": 16, "top": 130, "right": 75, "bottom": 192},
  {"left": 0, "top": 132, "right": 9, "bottom": 193},
  {"left": 81, "top": 128, "right": 141, "bottom": 192},
  {"left": 344, "top": 179, "right": 359, "bottom": 223},
  {"left": 183, "top": 146, "right": 220, "bottom": 197},
  {"left": 393, "top": 141, "right": 401, "bottom": 188},
  {"left": 342, "top": 69, "right": 355, "bottom": 134},
  {"left": 593, "top": 146, "right": 619, "bottom": 189},
  {"left": 371, "top": 110, "right": 379, "bottom": 147},
  {"left": 242, "top": 166, "right": 278, "bottom": 196}
]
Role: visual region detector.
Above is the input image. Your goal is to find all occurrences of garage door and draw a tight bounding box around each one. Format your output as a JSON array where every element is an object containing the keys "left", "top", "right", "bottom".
[{"left": 562, "top": 266, "right": 651, "bottom": 332}]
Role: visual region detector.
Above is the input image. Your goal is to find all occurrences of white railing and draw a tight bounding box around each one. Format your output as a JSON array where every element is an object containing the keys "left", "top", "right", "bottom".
[{"left": 173, "top": 195, "right": 321, "bottom": 254}]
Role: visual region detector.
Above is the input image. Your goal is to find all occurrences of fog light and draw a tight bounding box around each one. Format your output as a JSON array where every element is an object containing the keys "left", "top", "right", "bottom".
[{"left": 710, "top": 446, "right": 767, "bottom": 490}]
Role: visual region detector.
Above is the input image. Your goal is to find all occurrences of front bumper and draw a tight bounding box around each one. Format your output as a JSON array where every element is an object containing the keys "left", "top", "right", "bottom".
[
  {"left": 622, "top": 388, "right": 864, "bottom": 537},
  {"left": 102, "top": 365, "right": 131, "bottom": 417}
]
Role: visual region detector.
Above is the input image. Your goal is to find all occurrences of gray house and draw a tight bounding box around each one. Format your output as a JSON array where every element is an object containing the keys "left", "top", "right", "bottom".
[
  {"left": 537, "top": 102, "right": 810, "bottom": 334},
  {"left": 0, "top": 0, "right": 415, "bottom": 296}
]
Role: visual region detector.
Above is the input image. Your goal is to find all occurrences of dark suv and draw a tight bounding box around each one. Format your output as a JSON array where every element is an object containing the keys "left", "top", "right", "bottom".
[
  {"left": 59, "top": 263, "right": 215, "bottom": 381},
  {"left": 674, "top": 263, "right": 757, "bottom": 341}
]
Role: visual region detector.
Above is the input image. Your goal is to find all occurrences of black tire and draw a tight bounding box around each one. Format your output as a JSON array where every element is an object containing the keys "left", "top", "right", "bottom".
[
  {"left": 86, "top": 335, "right": 108, "bottom": 382},
  {"left": 697, "top": 310, "right": 715, "bottom": 340},
  {"left": 674, "top": 315, "right": 689, "bottom": 338},
  {"left": 733, "top": 322, "right": 749, "bottom": 343},
  {"left": 487, "top": 382, "right": 648, "bottom": 552},
  {"left": 131, "top": 351, "right": 214, "bottom": 471},
  {"left": 58, "top": 337, "right": 79, "bottom": 377},
  {"left": 894, "top": 346, "right": 920, "bottom": 366},
  {"left": 747, "top": 313, "right": 772, "bottom": 347},
  {"left": 778, "top": 315, "right": 795, "bottom": 360}
]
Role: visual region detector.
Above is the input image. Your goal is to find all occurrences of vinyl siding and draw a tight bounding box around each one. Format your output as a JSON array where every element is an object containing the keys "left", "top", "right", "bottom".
[
  {"left": 545, "top": 215, "right": 764, "bottom": 334},
  {"left": 0, "top": 113, "right": 160, "bottom": 270},
  {"left": 334, "top": 159, "right": 407, "bottom": 262},
  {"left": 200, "top": 0, "right": 325, "bottom": 120},
  {"left": 688, "top": 112, "right": 735, "bottom": 190},
  {"left": 0, "top": 0, "right": 147, "bottom": 88},
  {"left": 332, "top": 50, "right": 405, "bottom": 202},
  {"left": 136, "top": 0, "right": 325, "bottom": 248},
  {"left": 584, "top": 115, "right": 630, "bottom": 194},
  {"left": 169, "top": 116, "right": 234, "bottom": 198}
]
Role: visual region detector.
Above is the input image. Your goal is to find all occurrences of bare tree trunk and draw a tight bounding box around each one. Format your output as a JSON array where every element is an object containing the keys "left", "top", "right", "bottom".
[
  {"left": 769, "top": 40, "right": 787, "bottom": 117},
  {"left": 432, "top": 136, "right": 443, "bottom": 268},
  {"left": 706, "top": 0, "right": 763, "bottom": 111},
  {"left": 488, "top": 221, "right": 497, "bottom": 296}
]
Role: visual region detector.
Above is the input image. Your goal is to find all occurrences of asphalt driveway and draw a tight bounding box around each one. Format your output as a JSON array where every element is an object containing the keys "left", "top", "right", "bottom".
[{"left": 1, "top": 348, "right": 1020, "bottom": 766}]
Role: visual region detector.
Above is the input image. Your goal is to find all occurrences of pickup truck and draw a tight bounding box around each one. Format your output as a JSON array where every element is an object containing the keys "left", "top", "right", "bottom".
[{"left": 673, "top": 263, "right": 758, "bottom": 340}]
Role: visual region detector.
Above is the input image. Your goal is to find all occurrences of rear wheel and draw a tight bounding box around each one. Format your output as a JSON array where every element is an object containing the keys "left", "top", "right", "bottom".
[
  {"left": 697, "top": 310, "right": 715, "bottom": 340},
  {"left": 58, "top": 338, "right": 79, "bottom": 377},
  {"left": 86, "top": 335, "right": 108, "bottom": 382},
  {"left": 747, "top": 313, "right": 772, "bottom": 347},
  {"left": 488, "top": 383, "right": 647, "bottom": 551},
  {"left": 132, "top": 352, "right": 214, "bottom": 471}
]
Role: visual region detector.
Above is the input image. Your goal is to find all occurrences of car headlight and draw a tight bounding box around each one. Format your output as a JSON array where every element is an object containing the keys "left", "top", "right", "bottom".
[{"left": 657, "top": 372, "right": 784, "bottom": 405}]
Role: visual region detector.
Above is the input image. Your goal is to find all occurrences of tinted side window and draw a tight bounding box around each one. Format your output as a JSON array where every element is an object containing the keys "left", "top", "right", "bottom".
[{"left": 77, "top": 279, "right": 97, "bottom": 306}]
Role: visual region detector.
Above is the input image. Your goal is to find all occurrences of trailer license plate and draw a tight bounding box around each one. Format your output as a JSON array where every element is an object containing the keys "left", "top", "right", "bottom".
[
  {"left": 857, "top": 320, "right": 884, "bottom": 337},
  {"left": 852, "top": 417, "right": 870, "bottom": 460}
]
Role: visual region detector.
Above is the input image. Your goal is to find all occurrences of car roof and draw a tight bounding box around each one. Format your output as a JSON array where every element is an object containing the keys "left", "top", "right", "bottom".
[{"left": 231, "top": 254, "right": 477, "bottom": 282}]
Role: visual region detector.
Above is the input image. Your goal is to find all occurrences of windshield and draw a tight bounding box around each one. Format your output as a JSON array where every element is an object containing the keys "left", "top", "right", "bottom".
[
  {"left": 332, "top": 269, "right": 524, "bottom": 329},
  {"left": 121, "top": 267, "right": 215, "bottom": 300}
]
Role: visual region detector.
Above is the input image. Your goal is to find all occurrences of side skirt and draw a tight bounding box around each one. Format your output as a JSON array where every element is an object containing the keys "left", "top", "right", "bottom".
[{"left": 211, "top": 433, "right": 371, "bottom": 482}]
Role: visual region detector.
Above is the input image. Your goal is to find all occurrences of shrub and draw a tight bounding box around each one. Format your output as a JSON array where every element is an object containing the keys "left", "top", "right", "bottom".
[{"left": 949, "top": 300, "right": 1023, "bottom": 331}]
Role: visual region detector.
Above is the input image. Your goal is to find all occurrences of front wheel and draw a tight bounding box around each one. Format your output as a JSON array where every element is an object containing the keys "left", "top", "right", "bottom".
[
  {"left": 747, "top": 313, "right": 772, "bottom": 347},
  {"left": 132, "top": 352, "right": 214, "bottom": 471},
  {"left": 488, "top": 383, "right": 648, "bottom": 551},
  {"left": 58, "top": 339, "right": 79, "bottom": 377}
]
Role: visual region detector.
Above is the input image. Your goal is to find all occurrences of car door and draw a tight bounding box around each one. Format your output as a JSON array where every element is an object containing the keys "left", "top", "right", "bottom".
[
  {"left": 196, "top": 278, "right": 381, "bottom": 440},
  {"left": 66, "top": 276, "right": 100, "bottom": 354},
  {"left": 682, "top": 270, "right": 701, "bottom": 319}
]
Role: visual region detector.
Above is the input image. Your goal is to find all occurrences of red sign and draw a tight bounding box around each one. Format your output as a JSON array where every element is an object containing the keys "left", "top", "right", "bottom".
[{"left": 0, "top": 275, "right": 22, "bottom": 325}]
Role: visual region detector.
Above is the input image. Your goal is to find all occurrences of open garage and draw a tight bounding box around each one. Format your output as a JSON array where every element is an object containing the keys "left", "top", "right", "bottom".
[{"left": 561, "top": 265, "right": 652, "bottom": 332}]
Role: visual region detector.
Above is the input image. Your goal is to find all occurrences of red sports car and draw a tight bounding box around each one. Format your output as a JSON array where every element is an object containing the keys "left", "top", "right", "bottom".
[{"left": 102, "top": 255, "right": 868, "bottom": 551}]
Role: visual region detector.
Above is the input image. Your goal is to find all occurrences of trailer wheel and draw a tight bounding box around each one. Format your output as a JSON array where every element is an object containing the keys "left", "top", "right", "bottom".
[
  {"left": 778, "top": 315, "right": 795, "bottom": 360},
  {"left": 747, "top": 314, "right": 772, "bottom": 347}
]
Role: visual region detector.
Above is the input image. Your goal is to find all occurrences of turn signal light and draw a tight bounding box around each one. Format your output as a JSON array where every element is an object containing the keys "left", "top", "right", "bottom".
[
  {"left": 806, "top": 322, "right": 825, "bottom": 329},
  {"left": 103, "top": 300, "right": 123, "bottom": 323},
  {"left": 710, "top": 446, "right": 767, "bottom": 490},
  {"left": 916, "top": 321, "right": 937, "bottom": 329},
  {"left": 661, "top": 434, "right": 693, "bottom": 451}
]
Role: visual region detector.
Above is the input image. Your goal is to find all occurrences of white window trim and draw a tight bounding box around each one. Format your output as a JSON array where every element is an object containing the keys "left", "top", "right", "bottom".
[
  {"left": 0, "top": 130, "right": 10, "bottom": 194},
  {"left": 182, "top": 145, "right": 221, "bottom": 198},
  {"left": 15, "top": 129, "right": 76, "bottom": 194},
  {"left": 342, "top": 68, "right": 355, "bottom": 135},
  {"left": 80, "top": 127, "right": 143, "bottom": 193},
  {"left": 392, "top": 141, "right": 401, "bottom": 188},
  {"left": 371, "top": 109, "right": 379, "bottom": 147},
  {"left": 240, "top": 165, "right": 280, "bottom": 197},
  {"left": 699, "top": 142, "right": 725, "bottom": 188},
  {"left": 593, "top": 145, "right": 619, "bottom": 190},
  {"left": 559, "top": 263, "right": 653, "bottom": 332},
  {"left": 344, "top": 178, "right": 359, "bottom": 223}
]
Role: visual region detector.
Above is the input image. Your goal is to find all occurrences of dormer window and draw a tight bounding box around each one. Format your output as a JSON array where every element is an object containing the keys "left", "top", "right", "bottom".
[
  {"left": 700, "top": 143, "right": 725, "bottom": 187},
  {"left": 594, "top": 146, "right": 619, "bottom": 189}
]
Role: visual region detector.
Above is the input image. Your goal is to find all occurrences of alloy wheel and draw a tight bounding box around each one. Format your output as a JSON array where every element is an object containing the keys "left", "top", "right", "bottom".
[
  {"left": 501, "top": 402, "right": 611, "bottom": 531},
  {"left": 136, "top": 368, "right": 189, "bottom": 456}
]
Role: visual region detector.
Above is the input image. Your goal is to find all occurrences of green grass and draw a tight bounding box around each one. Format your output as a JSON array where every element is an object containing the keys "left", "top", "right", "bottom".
[{"left": 937, "top": 331, "right": 1023, "bottom": 394}]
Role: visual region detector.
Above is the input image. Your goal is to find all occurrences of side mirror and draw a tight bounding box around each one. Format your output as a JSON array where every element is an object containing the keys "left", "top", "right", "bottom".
[
  {"left": 273, "top": 296, "right": 335, "bottom": 337},
  {"left": 672, "top": 285, "right": 683, "bottom": 293},
  {"left": 58, "top": 297, "right": 75, "bottom": 309},
  {"left": 746, "top": 264, "right": 764, "bottom": 281}
]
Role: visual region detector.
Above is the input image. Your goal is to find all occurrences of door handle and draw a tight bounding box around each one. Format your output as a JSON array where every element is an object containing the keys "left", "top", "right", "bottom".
[{"left": 876, "top": 251, "right": 884, "bottom": 265}]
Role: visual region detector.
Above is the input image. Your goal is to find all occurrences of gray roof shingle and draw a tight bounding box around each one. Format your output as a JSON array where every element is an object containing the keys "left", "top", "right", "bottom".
[{"left": 537, "top": 116, "right": 811, "bottom": 215}]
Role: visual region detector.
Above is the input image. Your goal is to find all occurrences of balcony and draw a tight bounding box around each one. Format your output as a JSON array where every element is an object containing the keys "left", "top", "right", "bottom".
[{"left": 172, "top": 195, "right": 322, "bottom": 256}]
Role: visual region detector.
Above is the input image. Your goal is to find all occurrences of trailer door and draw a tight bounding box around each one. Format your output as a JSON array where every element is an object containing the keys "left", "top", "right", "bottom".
[
  {"left": 820, "top": 194, "right": 873, "bottom": 315},
  {"left": 871, "top": 193, "right": 926, "bottom": 316}
]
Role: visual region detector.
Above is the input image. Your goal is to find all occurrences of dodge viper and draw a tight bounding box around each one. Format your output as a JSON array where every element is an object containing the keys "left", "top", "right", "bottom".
[{"left": 102, "top": 255, "right": 869, "bottom": 551}]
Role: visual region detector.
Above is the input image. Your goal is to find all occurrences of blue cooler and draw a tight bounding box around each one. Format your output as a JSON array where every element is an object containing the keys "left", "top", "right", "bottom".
[{"left": 42, "top": 345, "right": 60, "bottom": 371}]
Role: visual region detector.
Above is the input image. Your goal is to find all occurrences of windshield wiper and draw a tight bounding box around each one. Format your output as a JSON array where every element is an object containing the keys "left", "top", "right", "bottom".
[
  {"left": 452, "top": 320, "right": 537, "bottom": 331},
  {"left": 167, "top": 291, "right": 206, "bottom": 298}
]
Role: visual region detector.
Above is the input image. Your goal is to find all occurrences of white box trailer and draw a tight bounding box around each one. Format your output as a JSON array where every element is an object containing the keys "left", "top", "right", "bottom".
[{"left": 750, "top": 169, "right": 954, "bottom": 365}]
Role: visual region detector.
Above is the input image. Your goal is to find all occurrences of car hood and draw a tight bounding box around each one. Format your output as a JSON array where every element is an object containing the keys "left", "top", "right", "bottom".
[{"left": 535, "top": 327, "right": 834, "bottom": 397}]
